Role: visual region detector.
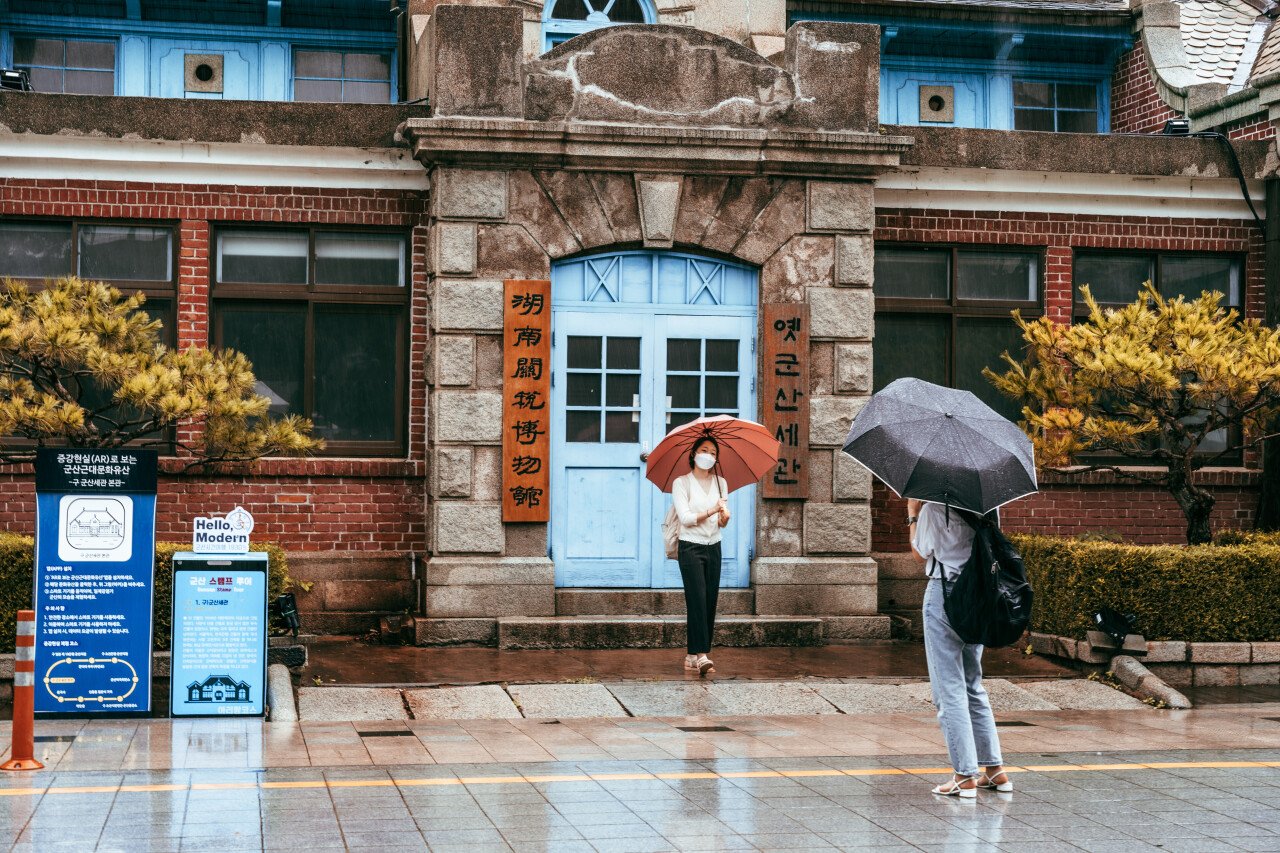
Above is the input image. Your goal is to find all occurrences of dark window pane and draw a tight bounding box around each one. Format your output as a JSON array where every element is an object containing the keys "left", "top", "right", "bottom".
[
  {"left": 567, "top": 372, "right": 601, "bottom": 407},
  {"left": 667, "top": 375, "right": 700, "bottom": 409},
  {"left": 219, "top": 305, "right": 306, "bottom": 419},
  {"left": 873, "top": 314, "right": 947, "bottom": 391},
  {"left": 605, "top": 373, "right": 638, "bottom": 407},
  {"left": 606, "top": 337, "right": 640, "bottom": 370},
  {"left": 705, "top": 376, "right": 737, "bottom": 410},
  {"left": 144, "top": 298, "right": 175, "bottom": 347},
  {"left": 63, "top": 69, "right": 114, "bottom": 95},
  {"left": 315, "top": 232, "right": 404, "bottom": 286},
  {"left": 567, "top": 409, "right": 600, "bottom": 442},
  {"left": 25, "top": 67, "right": 63, "bottom": 94},
  {"left": 705, "top": 339, "right": 737, "bottom": 372},
  {"left": 218, "top": 230, "right": 308, "bottom": 284},
  {"left": 66, "top": 40, "right": 115, "bottom": 70},
  {"left": 1161, "top": 256, "right": 1239, "bottom": 306},
  {"left": 14, "top": 38, "right": 57, "bottom": 66},
  {"left": 1014, "top": 109, "right": 1055, "bottom": 132},
  {"left": 567, "top": 336, "right": 601, "bottom": 369},
  {"left": 1013, "top": 80, "right": 1053, "bottom": 108},
  {"left": 668, "top": 411, "right": 698, "bottom": 431},
  {"left": 344, "top": 52, "right": 389, "bottom": 80},
  {"left": 0, "top": 221, "right": 72, "bottom": 278},
  {"left": 294, "top": 50, "right": 342, "bottom": 78},
  {"left": 956, "top": 251, "right": 1038, "bottom": 302},
  {"left": 667, "top": 338, "right": 700, "bottom": 371},
  {"left": 604, "top": 411, "right": 638, "bottom": 443},
  {"left": 954, "top": 317, "right": 1025, "bottom": 423},
  {"left": 1073, "top": 254, "right": 1154, "bottom": 305},
  {"left": 293, "top": 79, "right": 342, "bottom": 102},
  {"left": 606, "top": 0, "right": 646, "bottom": 21},
  {"left": 1057, "top": 83, "right": 1097, "bottom": 110},
  {"left": 79, "top": 225, "right": 171, "bottom": 281},
  {"left": 313, "top": 309, "right": 399, "bottom": 442},
  {"left": 1057, "top": 110, "right": 1098, "bottom": 134},
  {"left": 874, "top": 248, "right": 949, "bottom": 300},
  {"left": 342, "top": 81, "right": 390, "bottom": 104},
  {"left": 550, "top": 0, "right": 589, "bottom": 20}
]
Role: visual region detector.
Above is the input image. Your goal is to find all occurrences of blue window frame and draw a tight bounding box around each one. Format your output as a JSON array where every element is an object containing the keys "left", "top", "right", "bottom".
[
  {"left": 12, "top": 35, "right": 117, "bottom": 95},
  {"left": 542, "top": 0, "right": 654, "bottom": 53},
  {"left": 1013, "top": 79, "right": 1101, "bottom": 133},
  {"left": 292, "top": 49, "right": 392, "bottom": 103}
]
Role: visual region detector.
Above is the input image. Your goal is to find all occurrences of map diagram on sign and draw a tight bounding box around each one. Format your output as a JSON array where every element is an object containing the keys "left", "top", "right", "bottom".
[{"left": 58, "top": 495, "right": 133, "bottom": 562}]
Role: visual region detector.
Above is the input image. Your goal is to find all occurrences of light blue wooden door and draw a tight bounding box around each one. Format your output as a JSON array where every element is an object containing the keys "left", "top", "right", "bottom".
[
  {"left": 549, "top": 250, "right": 757, "bottom": 589},
  {"left": 152, "top": 40, "right": 256, "bottom": 99}
]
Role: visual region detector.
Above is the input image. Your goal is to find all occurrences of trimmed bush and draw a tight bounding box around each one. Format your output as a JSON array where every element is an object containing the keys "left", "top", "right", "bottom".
[
  {"left": 1014, "top": 534, "right": 1280, "bottom": 642},
  {"left": 0, "top": 534, "right": 292, "bottom": 653}
]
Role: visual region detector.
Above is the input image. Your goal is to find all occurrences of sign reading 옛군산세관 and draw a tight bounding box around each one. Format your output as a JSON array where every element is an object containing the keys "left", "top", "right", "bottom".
[{"left": 33, "top": 448, "right": 158, "bottom": 715}]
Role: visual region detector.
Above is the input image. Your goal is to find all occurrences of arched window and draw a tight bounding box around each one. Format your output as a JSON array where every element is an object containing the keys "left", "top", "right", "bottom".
[{"left": 542, "top": 0, "right": 654, "bottom": 53}]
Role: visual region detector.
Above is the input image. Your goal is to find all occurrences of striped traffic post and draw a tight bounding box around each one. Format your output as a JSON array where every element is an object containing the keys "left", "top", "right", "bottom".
[{"left": 3, "top": 610, "right": 43, "bottom": 771}]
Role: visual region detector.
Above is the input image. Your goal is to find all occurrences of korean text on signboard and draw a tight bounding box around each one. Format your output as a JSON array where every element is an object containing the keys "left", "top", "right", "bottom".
[
  {"left": 503, "top": 279, "right": 552, "bottom": 522},
  {"left": 33, "top": 448, "right": 158, "bottom": 715},
  {"left": 762, "top": 304, "right": 810, "bottom": 498}
]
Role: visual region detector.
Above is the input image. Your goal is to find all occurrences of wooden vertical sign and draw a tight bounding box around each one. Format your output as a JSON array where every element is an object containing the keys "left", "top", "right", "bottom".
[
  {"left": 762, "top": 303, "right": 810, "bottom": 498},
  {"left": 502, "top": 279, "right": 552, "bottom": 522}
]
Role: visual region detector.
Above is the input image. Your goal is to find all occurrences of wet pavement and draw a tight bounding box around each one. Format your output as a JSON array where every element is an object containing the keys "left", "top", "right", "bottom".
[{"left": 302, "top": 640, "right": 1074, "bottom": 687}]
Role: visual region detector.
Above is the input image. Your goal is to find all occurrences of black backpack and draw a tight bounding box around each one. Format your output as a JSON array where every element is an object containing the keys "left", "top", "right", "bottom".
[{"left": 940, "top": 510, "right": 1034, "bottom": 648}]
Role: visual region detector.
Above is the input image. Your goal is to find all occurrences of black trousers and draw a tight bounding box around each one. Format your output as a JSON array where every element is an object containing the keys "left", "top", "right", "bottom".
[{"left": 677, "top": 540, "right": 722, "bottom": 655}]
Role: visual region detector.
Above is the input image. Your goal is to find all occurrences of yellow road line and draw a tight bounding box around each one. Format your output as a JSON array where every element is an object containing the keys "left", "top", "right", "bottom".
[{"left": 2, "top": 759, "right": 1278, "bottom": 799}]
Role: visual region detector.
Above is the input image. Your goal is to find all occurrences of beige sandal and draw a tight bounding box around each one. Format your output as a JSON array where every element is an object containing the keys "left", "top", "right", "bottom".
[{"left": 931, "top": 775, "right": 977, "bottom": 799}]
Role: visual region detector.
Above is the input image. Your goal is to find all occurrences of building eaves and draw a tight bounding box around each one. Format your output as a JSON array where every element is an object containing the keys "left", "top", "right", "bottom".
[{"left": 792, "top": 0, "right": 1131, "bottom": 26}]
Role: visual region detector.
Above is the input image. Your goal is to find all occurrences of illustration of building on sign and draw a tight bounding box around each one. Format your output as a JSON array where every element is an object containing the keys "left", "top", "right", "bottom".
[
  {"left": 186, "top": 676, "right": 251, "bottom": 703},
  {"left": 65, "top": 501, "right": 125, "bottom": 550}
]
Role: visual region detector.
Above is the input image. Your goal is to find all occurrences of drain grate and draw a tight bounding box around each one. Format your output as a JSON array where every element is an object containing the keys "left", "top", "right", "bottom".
[
  {"left": 33, "top": 735, "right": 76, "bottom": 743},
  {"left": 676, "top": 725, "right": 734, "bottom": 732},
  {"left": 995, "top": 721, "right": 1035, "bottom": 727},
  {"left": 356, "top": 730, "right": 415, "bottom": 738},
  {"left": 541, "top": 721, "right": 562, "bottom": 725}
]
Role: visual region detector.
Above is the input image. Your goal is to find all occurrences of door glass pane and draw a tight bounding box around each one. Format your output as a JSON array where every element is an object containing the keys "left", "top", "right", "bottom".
[
  {"left": 875, "top": 248, "right": 949, "bottom": 300},
  {"left": 568, "top": 336, "right": 601, "bottom": 368},
  {"left": 607, "top": 337, "right": 640, "bottom": 369},
  {"left": 667, "top": 375, "right": 700, "bottom": 409},
  {"left": 1161, "top": 256, "right": 1239, "bottom": 306},
  {"left": 667, "top": 338, "right": 700, "bottom": 371},
  {"left": 567, "top": 373, "right": 600, "bottom": 407},
  {"left": 566, "top": 410, "right": 600, "bottom": 442},
  {"left": 668, "top": 411, "right": 698, "bottom": 431},
  {"left": 957, "top": 251, "right": 1038, "bottom": 302},
  {"left": 0, "top": 221, "right": 72, "bottom": 278},
  {"left": 604, "top": 412, "right": 638, "bottom": 443},
  {"left": 1073, "top": 254, "right": 1154, "bottom": 306},
  {"left": 705, "top": 376, "right": 737, "bottom": 410},
  {"left": 313, "top": 309, "right": 399, "bottom": 442},
  {"left": 705, "top": 339, "right": 738, "bottom": 372},
  {"left": 219, "top": 305, "right": 306, "bottom": 418},
  {"left": 79, "top": 225, "right": 171, "bottom": 282},
  {"left": 315, "top": 232, "right": 404, "bottom": 286},
  {"left": 873, "top": 314, "right": 947, "bottom": 391},
  {"left": 218, "top": 231, "right": 308, "bottom": 284},
  {"left": 954, "top": 316, "right": 1024, "bottom": 423},
  {"left": 605, "top": 373, "right": 639, "bottom": 407}
]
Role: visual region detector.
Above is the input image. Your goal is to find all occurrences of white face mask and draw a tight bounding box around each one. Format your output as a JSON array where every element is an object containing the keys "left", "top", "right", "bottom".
[{"left": 694, "top": 453, "right": 716, "bottom": 471}]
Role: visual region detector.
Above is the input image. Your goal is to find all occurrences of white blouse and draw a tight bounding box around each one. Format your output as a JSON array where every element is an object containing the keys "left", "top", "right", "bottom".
[
  {"left": 672, "top": 472, "right": 728, "bottom": 545},
  {"left": 911, "top": 502, "right": 977, "bottom": 580}
]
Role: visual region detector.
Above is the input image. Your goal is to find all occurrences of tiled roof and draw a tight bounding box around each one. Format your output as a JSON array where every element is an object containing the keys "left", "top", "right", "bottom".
[
  {"left": 1250, "top": 19, "right": 1280, "bottom": 80},
  {"left": 1175, "top": 0, "right": 1263, "bottom": 85},
  {"left": 794, "top": 0, "right": 1130, "bottom": 15}
]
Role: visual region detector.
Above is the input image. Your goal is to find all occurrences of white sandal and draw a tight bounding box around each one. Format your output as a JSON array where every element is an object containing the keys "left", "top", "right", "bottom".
[
  {"left": 696, "top": 655, "right": 714, "bottom": 676},
  {"left": 931, "top": 775, "right": 977, "bottom": 799},
  {"left": 978, "top": 770, "right": 1013, "bottom": 792},
  {"left": 683, "top": 655, "right": 700, "bottom": 671}
]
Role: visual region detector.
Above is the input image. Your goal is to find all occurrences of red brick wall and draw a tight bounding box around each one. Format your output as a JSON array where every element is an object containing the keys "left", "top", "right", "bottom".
[
  {"left": 1222, "top": 116, "right": 1277, "bottom": 141},
  {"left": 0, "top": 179, "right": 430, "bottom": 553},
  {"left": 872, "top": 207, "right": 1265, "bottom": 551},
  {"left": 1110, "top": 41, "right": 1181, "bottom": 134}
]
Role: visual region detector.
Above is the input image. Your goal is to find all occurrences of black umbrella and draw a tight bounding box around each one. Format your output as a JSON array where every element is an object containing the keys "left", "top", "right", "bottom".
[{"left": 841, "top": 377, "right": 1037, "bottom": 515}]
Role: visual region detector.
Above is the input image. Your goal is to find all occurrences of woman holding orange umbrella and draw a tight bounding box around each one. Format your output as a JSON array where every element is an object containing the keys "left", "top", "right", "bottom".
[{"left": 647, "top": 415, "right": 780, "bottom": 676}]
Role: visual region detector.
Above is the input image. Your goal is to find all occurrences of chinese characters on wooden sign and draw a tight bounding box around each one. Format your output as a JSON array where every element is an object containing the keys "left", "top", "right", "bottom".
[
  {"left": 503, "top": 280, "right": 552, "bottom": 522},
  {"left": 762, "top": 303, "right": 810, "bottom": 498}
]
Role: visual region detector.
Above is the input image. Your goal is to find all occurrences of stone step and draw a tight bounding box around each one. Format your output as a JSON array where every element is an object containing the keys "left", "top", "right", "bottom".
[
  {"left": 497, "top": 615, "right": 824, "bottom": 650},
  {"left": 555, "top": 589, "right": 754, "bottom": 616}
]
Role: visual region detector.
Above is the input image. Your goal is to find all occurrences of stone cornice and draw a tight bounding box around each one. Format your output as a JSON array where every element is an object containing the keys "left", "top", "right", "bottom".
[{"left": 400, "top": 118, "right": 914, "bottom": 178}]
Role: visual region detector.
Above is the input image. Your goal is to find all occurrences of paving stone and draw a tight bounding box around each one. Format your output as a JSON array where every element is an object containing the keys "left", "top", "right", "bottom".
[
  {"left": 705, "top": 683, "right": 840, "bottom": 715},
  {"left": 814, "top": 683, "right": 924, "bottom": 715},
  {"left": 508, "top": 683, "right": 629, "bottom": 718},
  {"left": 605, "top": 682, "right": 733, "bottom": 717},
  {"left": 1021, "top": 679, "right": 1149, "bottom": 711},
  {"left": 405, "top": 686, "right": 521, "bottom": 720},
  {"left": 297, "top": 687, "right": 407, "bottom": 721}
]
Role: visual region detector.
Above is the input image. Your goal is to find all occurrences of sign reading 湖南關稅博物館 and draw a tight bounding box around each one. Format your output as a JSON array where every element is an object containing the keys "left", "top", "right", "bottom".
[
  {"left": 33, "top": 448, "right": 158, "bottom": 716},
  {"left": 192, "top": 506, "right": 254, "bottom": 553}
]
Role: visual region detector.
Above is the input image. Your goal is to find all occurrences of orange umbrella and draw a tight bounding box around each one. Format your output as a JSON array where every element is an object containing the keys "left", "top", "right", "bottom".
[{"left": 645, "top": 415, "right": 781, "bottom": 493}]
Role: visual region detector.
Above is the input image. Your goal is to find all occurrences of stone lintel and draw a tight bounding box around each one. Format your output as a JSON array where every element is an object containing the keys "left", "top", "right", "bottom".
[{"left": 405, "top": 118, "right": 911, "bottom": 179}]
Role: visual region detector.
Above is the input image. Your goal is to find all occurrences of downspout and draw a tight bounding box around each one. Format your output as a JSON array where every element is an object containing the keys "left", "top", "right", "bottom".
[{"left": 1255, "top": 179, "right": 1280, "bottom": 529}]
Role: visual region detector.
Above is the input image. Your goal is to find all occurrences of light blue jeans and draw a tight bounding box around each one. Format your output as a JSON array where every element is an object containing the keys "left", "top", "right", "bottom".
[{"left": 923, "top": 577, "right": 1003, "bottom": 778}]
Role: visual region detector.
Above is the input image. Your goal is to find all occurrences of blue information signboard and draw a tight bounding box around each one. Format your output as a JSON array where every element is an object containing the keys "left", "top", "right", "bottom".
[
  {"left": 171, "top": 552, "right": 268, "bottom": 717},
  {"left": 33, "top": 448, "right": 158, "bottom": 716}
]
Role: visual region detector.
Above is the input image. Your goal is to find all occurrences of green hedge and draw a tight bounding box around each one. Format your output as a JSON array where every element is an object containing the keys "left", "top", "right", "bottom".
[
  {"left": 0, "top": 534, "right": 291, "bottom": 653},
  {"left": 1013, "top": 534, "right": 1280, "bottom": 642}
]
